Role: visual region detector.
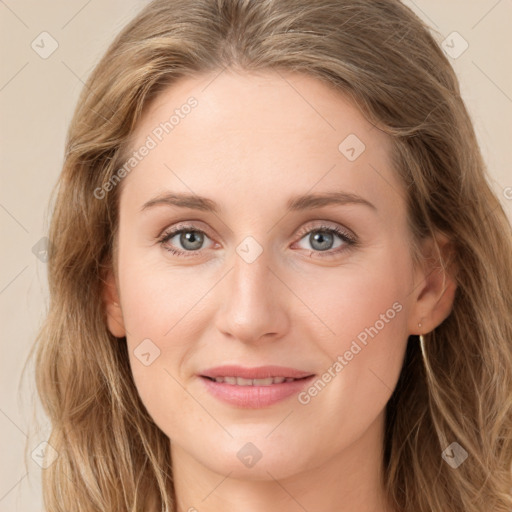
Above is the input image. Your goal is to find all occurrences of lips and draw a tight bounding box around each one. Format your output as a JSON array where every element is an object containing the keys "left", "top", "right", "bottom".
[{"left": 198, "top": 365, "right": 316, "bottom": 408}]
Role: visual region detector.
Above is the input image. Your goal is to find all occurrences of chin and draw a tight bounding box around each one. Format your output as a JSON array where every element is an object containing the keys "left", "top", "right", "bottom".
[{"left": 196, "top": 442, "right": 309, "bottom": 481}]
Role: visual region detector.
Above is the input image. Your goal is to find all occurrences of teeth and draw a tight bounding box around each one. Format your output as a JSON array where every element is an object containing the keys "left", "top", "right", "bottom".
[
  {"left": 252, "top": 378, "right": 275, "bottom": 386},
  {"left": 236, "top": 377, "right": 254, "bottom": 386},
  {"left": 211, "top": 376, "right": 298, "bottom": 385}
]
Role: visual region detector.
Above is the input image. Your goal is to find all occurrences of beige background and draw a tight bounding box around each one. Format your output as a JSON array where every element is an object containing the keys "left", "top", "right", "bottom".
[{"left": 1, "top": 0, "right": 511, "bottom": 509}]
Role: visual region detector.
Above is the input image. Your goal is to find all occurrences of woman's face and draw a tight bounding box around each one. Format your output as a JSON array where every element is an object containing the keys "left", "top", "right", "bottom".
[{"left": 106, "top": 70, "right": 431, "bottom": 480}]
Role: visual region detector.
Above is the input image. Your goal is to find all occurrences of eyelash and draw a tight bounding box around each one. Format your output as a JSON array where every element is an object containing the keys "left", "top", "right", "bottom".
[{"left": 157, "top": 223, "right": 357, "bottom": 259}]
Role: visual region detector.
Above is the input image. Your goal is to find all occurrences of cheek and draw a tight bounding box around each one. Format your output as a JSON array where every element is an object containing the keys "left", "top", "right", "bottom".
[
  {"left": 115, "top": 254, "right": 196, "bottom": 409},
  {"left": 120, "top": 283, "right": 195, "bottom": 440},
  {"left": 119, "top": 256, "right": 208, "bottom": 338},
  {"left": 301, "top": 247, "right": 412, "bottom": 391},
  {"left": 308, "top": 254, "right": 410, "bottom": 342},
  {"left": 120, "top": 268, "right": 202, "bottom": 372},
  {"left": 288, "top": 252, "right": 411, "bottom": 449}
]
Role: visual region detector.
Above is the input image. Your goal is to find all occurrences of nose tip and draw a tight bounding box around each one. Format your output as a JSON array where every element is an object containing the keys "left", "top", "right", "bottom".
[{"left": 213, "top": 255, "right": 290, "bottom": 344}]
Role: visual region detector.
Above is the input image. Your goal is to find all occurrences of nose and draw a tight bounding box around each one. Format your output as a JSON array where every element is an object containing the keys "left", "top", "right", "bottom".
[{"left": 213, "top": 247, "right": 291, "bottom": 345}]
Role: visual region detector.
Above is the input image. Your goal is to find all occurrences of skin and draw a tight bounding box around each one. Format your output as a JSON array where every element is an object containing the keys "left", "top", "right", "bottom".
[{"left": 103, "top": 69, "right": 457, "bottom": 512}]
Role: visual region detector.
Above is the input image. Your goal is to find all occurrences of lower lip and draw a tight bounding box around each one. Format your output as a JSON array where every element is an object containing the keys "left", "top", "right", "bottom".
[{"left": 199, "top": 375, "right": 315, "bottom": 408}]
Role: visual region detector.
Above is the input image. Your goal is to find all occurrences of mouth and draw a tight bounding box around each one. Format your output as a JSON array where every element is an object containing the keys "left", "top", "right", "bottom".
[
  {"left": 198, "top": 368, "right": 316, "bottom": 408},
  {"left": 201, "top": 375, "right": 313, "bottom": 386}
]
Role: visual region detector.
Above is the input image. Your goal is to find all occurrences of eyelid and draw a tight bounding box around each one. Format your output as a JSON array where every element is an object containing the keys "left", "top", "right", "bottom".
[{"left": 156, "top": 219, "right": 212, "bottom": 239}]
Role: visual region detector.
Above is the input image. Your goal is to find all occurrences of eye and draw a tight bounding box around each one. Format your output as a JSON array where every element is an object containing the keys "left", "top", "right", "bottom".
[
  {"left": 157, "top": 222, "right": 357, "bottom": 258},
  {"left": 294, "top": 224, "right": 357, "bottom": 257},
  {"left": 157, "top": 224, "right": 215, "bottom": 257}
]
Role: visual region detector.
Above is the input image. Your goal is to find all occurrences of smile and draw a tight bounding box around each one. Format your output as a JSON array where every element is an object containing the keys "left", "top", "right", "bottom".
[{"left": 199, "top": 374, "right": 316, "bottom": 408}]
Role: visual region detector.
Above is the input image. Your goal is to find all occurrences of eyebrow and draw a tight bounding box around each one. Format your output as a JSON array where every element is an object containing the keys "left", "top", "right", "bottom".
[{"left": 140, "top": 191, "right": 377, "bottom": 213}]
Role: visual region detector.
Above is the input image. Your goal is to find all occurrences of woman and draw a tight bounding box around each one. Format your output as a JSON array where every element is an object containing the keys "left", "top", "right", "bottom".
[{"left": 27, "top": 0, "right": 512, "bottom": 510}]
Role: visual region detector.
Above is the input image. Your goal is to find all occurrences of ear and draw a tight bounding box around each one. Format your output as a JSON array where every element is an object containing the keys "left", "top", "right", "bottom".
[
  {"left": 408, "top": 232, "right": 458, "bottom": 335},
  {"left": 101, "top": 268, "right": 126, "bottom": 338}
]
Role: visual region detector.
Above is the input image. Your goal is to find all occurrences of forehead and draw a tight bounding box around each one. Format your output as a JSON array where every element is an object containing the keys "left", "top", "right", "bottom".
[{"left": 120, "top": 69, "right": 401, "bottom": 217}]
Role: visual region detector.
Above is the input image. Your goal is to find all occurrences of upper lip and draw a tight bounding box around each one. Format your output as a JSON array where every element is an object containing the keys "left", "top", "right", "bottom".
[{"left": 200, "top": 365, "right": 315, "bottom": 380}]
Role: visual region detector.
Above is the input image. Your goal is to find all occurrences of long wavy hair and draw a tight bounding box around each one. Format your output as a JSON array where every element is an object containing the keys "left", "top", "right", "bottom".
[{"left": 24, "top": 0, "right": 512, "bottom": 510}]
